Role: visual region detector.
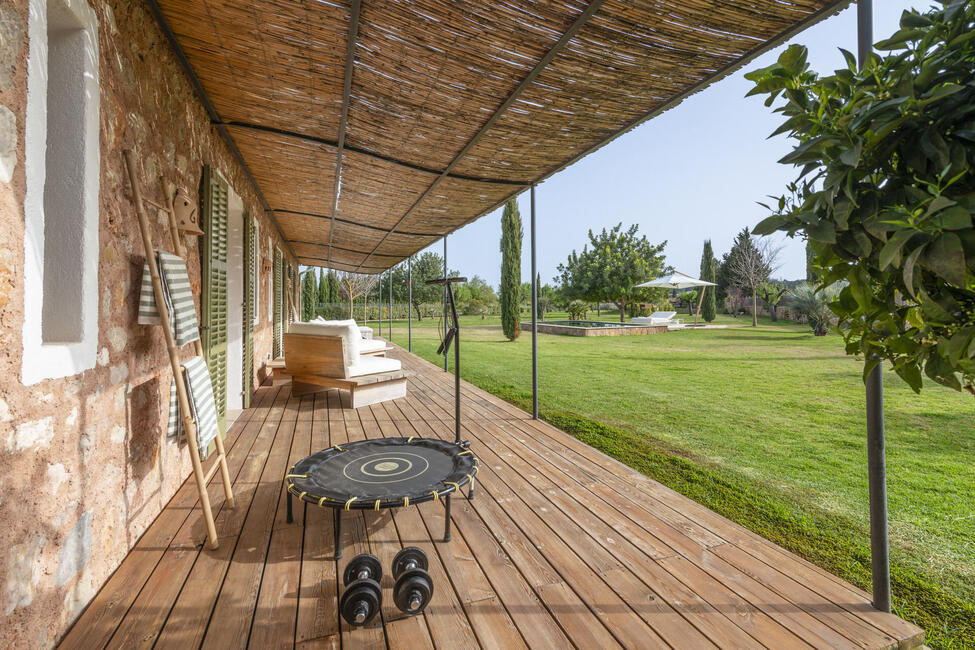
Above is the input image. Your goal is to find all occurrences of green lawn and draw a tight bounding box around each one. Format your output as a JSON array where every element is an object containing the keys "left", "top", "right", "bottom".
[{"left": 374, "top": 312, "right": 975, "bottom": 648}]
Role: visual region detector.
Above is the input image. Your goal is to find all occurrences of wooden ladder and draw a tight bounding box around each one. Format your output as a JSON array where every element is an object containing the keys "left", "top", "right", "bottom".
[{"left": 123, "top": 150, "right": 235, "bottom": 550}]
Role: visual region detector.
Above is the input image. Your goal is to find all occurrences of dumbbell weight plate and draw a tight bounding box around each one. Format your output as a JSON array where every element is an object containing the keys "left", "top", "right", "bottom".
[
  {"left": 392, "top": 546, "right": 428, "bottom": 579},
  {"left": 343, "top": 553, "right": 383, "bottom": 587},
  {"left": 340, "top": 578, "right": 382, "bottom": 626},
  {"left": 393, "top": 569, "right": 434, "bottom": 614}
]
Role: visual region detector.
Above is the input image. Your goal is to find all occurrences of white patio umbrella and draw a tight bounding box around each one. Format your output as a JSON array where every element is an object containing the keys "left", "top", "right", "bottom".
[{"left": 635, "top": 271, "right": 717, "bottom": 325}]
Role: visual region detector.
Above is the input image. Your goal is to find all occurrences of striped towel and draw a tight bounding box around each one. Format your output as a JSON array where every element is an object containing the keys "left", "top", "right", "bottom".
[
  {"left": 138, "top": 251, "right": 200, "bottom": 346},
  {"left": 167, "top": 356, "right": 219, "bottom": 461}
]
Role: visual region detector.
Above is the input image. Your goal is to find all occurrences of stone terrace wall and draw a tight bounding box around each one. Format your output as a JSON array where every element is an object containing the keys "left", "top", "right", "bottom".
[{"left": 0, "top": 0, "right": 298, "bottom": 645}]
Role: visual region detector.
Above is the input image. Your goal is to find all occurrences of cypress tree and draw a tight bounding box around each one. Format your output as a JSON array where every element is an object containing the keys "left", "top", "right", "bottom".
[
  {"left": 499, "top": 198, "right": 522, "bottom": 340},
  {"left": 700, "top": 240, "right": 717, "bottom": 322},
  {"left": 317, "top": 268, "right": 328, "bottom": 307},
  {"left": 301, "top": 270, "right": 316, "bottom": 321},
  {"left": 327, "top": 270, "right": 340, "bottom": 305}
]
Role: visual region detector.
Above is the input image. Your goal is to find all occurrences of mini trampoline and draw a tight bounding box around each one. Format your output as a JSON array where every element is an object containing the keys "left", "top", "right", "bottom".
[{"left": 286, "top": 437, "right": 478, "bottom": 557}]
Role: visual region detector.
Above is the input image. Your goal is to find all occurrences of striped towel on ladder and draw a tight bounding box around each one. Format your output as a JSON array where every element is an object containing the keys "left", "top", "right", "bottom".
[
  {"left": 138, "top": 250, "right": 200, "bottom": 346},
  {"left": 168, "top": 356, "right": 219, "bottom": 460}
]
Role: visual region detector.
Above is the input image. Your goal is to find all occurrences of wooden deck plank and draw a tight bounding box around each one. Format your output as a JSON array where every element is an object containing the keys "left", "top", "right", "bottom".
[
  {"left": 248, "top": 397, "right": 315, "bottom": 649},
  {"left": 152, "top": 390, "right": 293, "bottom": 649},
  {"left": 57, "top": 348, "right": 925, "bottom": 650},
  {"left": 58, "top": 385, "right": 280, "bottom": 650}
]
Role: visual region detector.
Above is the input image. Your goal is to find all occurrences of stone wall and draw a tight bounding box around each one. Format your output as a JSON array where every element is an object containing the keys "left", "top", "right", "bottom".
[{"left": 0, "top": 0, "right": 297, "bottom": 645}]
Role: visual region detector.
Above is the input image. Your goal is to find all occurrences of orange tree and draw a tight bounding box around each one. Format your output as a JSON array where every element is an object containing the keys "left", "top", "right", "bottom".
[{"left": 748, "top": 2, "right": 975, "bottom": 395}]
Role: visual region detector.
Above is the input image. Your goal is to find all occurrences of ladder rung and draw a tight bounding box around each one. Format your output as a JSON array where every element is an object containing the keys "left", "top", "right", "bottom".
[{"left": 203, "top": 455, "right": 225, "bottom": 484}]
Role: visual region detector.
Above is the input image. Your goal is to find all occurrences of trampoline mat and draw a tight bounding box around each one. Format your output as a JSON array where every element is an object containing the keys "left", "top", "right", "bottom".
[{"left": 287, "top": 437, "right": 477, "bottom": 509}]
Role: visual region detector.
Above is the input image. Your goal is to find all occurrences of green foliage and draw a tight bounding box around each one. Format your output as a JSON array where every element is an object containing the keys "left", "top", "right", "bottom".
[
  {"left": 789, "top": 283, "right": 840, "bottom": 335},
  {"left": 759, "top": 281, "right": 787, "bottom": 322},
  {"left": 556, "top": 223, "right": 668, "bottom": 322},
  {"left": 390, "top": 253, "right": 452, "bottom": 321},
  {"left": 700, "top": 240, "right": 718, "bottom": 322},
  {"left": 747, "top": 3, "right": 975, "bottom": 395},
  {"left": 454, "top": 275, "right": 498, "bottom": 316},
  {"left": 300, "top": 270, "right": 316, "bottom": 321},
  {"left": 500, "top": 199, "right": 523, "bottom": 340},
  {"left": 566, "top": 299, "right": 588, "bottom": 320},
  {"left": 317, "top": 268, "right": 328, "bottom": 305}
]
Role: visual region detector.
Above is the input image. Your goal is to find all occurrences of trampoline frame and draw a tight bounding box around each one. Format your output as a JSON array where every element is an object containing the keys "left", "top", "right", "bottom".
[{"left": 285, "top": 437, "right": 477, "bottom": 558}]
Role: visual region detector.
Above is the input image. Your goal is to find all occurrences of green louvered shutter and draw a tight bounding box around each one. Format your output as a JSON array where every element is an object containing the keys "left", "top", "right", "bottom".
[
  {"left": 273, "top": 248, "right": 283, "bottom": 358},
  {"left": 242, "top": 213, "right": 254, "bottom": 408},
  {"left": 201, "top": 166, "right": 229, "bottom": 433}
]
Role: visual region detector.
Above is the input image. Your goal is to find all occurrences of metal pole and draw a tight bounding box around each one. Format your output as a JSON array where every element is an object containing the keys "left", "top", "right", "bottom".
[
  {"left": 443, "top": 237, "right": 448, "bottom": 371},
  {"left": 408, "top": 257, "right": 413, "bottom": 352},
  {"left": 377, "top": 273, "right": 382, "bottom": 337},
  {"left": 388, "top": 268, "right": 393, "bottom": 341},
  {"left": 530, "top": 184, "right": 538, "bottom": 420},
  {"left": 866, "top": 360, "right": 890, "bottom": 612},
  {"left": 858, "top": 0, "right": 890, "bottom": 614}
]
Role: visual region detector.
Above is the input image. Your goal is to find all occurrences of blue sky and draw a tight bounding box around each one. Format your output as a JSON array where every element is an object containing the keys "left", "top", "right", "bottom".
[{"left": 415, "top": 0, "right": 929, "bottom": 288}]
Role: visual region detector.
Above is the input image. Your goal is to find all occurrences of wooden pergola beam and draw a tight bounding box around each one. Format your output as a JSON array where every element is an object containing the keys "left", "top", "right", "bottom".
[
  {"left": 327, "top": 0, "right": 362, "bottom": 269},
  {"left": 354, "top": 0, "right": 607, "bottom": 271},
  {"left": 222, "top": 121, "right": 530, "bottom": 187},
  {"left": 145, "top": 0, "right": 297, "bottom": 262}
]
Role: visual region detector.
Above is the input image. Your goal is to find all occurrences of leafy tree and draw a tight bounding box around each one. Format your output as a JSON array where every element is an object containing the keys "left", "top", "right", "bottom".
[
  {"left": 454, "top": 275, "right": 498, "bottom": 316},
  {"left": 567, "top": 299, "right": 588, "bottom": 320},
  {"left": 759, "top": 281, "right": 787, "bottom": 322},
  {"left": 557, "top": 223, "right": 667, "bottom": 322},
  {"left": 680, "top": 290, "right": 698, "bottom": 315},
  {"left": 749, "top": 4, "right": 975, "bottom": 394},
  {"left": 301, "top": 269, "right": 317, "bottom": 321},
  {"left": 726, "top": 228, "right": 780, "bottom": 326},
  {"left": 700, "top": 240, "right": 717, "bottom": 322},
  {"left": 500, "top": 199, "right": 523, "bottom": 340},
  {"left": 389, "top": 253, "right": 452, "bottom": 321},
  {"left": 789, "top": 283, "right": 841, "bottom": 336}
]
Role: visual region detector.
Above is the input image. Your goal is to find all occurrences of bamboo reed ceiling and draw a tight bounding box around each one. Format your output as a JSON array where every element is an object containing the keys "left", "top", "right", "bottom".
[{"left": 153, "top": 0, "right": 847, "bottom": 272}]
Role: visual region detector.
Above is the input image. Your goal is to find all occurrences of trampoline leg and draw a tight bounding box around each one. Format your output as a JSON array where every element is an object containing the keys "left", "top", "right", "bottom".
[
  {"left": 334, "top": 509, "right": 343, "bottom": 559},
  {"left": 286, "top": 491, "right": 293, "bottom": 524},
  {"left": 468, "top": 481, "right": 475, "bottom": 501},
  {"left": 443, "top": 494, "right": 452, "bottom": 542}
]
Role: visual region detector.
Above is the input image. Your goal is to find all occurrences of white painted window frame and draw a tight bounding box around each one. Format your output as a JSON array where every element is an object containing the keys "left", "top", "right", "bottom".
[{"left": 22, "top": 0, "right": 100, "bottom": 385}]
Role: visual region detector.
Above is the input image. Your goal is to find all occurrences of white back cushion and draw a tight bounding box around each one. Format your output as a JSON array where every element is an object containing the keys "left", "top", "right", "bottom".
[{"left": 289, "top": 319, "right": 360, "bottom": 366}]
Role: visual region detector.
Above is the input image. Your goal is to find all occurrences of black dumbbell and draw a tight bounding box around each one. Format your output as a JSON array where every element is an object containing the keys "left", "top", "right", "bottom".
[
  {"left": 392, "top": 547, "right": 434, "bottom": 615},
  {"left": 340, "top": 554, "right": 382, "bottom": 626}
]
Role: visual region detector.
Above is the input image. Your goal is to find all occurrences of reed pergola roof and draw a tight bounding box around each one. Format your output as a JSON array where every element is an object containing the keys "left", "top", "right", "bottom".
[{"left": 150, "top": 0, "right": 848, "bottom": 273}]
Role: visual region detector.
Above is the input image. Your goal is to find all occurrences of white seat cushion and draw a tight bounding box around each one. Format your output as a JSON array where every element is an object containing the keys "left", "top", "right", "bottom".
[
  {"left": 358, "top": 326, "right": 373, "bottom": 340},
  {"left": 359, "top": 338, "right": 386, "bottom": 354},
  {"left": 289, "top": 319, "right": 360, "bottom": 366},
  {"left": 348, "top": 355, "right": 401, "bottom": 377}
]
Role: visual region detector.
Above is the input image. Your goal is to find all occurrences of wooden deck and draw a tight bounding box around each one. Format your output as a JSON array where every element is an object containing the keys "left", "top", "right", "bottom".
[{"left": 59, "top": 347, "right": 924, "bottom": 649}]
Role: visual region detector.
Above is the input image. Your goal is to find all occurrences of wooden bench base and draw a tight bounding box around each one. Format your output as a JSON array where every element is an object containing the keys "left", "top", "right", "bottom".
[{"left": 288, "top": 371, "right": 408, "bottom": 408}]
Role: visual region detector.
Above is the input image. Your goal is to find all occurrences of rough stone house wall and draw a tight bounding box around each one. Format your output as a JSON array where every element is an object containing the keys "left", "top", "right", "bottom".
[{"left": 0, "top": 0, "right": 297, "bottom": 645}]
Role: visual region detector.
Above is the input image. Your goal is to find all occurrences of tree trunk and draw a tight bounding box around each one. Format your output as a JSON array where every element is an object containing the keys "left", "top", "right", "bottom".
[
  {"left": 412, "top": 301, "right": 423, "bottom": 322},
  {"left": 349, "top": 298, "right": 353, "bottom": 319},
  {"left": 769, "top": 302, "right": 778, "bottom": 322},
  {"left": 618, "top": 302, "right": 625, "bottom": 323},
  {"left": 752, "top": 293, "right": 758, "bottom": 326}
]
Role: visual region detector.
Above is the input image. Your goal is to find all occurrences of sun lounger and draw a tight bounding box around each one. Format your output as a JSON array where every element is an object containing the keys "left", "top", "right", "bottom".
[{"left": 631, "top": 311, "right": 682, "bottom": 326}]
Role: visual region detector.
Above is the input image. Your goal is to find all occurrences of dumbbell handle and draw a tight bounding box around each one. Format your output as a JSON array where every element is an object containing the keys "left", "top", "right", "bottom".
[
  {"left": 405, "top": 560, "right": 418, "bottom": 571},
  {"left": 357, "top": 569, "right": 371, "bottom": 581},
  {"left": 354, "top": 602, "right": 369, "bottom": 624},
  {"left": 407, "top": 589, "right": 422, "bottom": 612}
]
